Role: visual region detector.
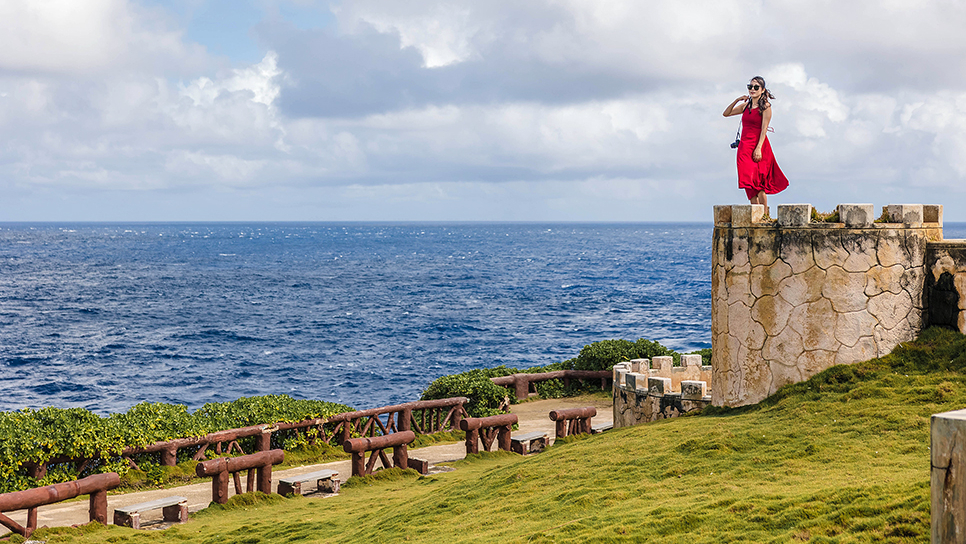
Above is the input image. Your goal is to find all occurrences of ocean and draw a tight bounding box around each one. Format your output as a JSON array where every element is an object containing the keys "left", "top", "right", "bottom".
[{"left": 8, "top": 220, "right": 924, "bottom": 415}]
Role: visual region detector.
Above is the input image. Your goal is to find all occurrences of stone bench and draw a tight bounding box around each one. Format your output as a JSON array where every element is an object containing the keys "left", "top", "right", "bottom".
[
  {"left": 113, "top": 495, "right": 188, "bottom": 529},
  {"left": 277, "top": 469, "right": 340, "bottom": 496},
  {"left": 591, "top": 422, "right": 613, "bottom": 434},
  {"left": 510, "top": 431, "right": 548, "bottom": 455}
]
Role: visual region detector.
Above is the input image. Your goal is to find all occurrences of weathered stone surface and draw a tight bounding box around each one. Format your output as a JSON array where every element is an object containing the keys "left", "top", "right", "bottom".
[
  {"left": 711, "top": 204, "right": 938, "bottom": 408},
  {"left": 777, "top": 266, "right": 825, "bottom": 306},
  {"left": 732, "top": 204, "right": 764, "bottom": 227},
  {"left": 876, "top": 231, "right": 906, "bottom": 268},
  {"left": 681, "top": 354, "right": 702, "bottom": 367},
  {"left": 838, "top": 204, "right": 874, "bottom": 227},
  {"left": 751, "top": 295, "right": 793, "bottom": 336},
  {"left": 834, "top": 309, "right": 874, "bottom": 347},
  {"left": 762, "top": 326, "right": 804, "bottom": 365},
  {"left": 652, "top": 356, "right": 673, "bottom": 375},
  {"left": 842, "top": 231, "right": 879, "bottom": 272},
  {"left": 789, "top": 298, "right": 839, "bottom": 351},
  {"left": 924, "top": 204, "right": 943, "bottom": 224},
  {"left": 813, "top": 231, "right": 850, "bottom": 270},
  {"left": 797, "top": 349, "right": 837, "bottom": 378},
  {"left": 648, "top": 377, "right": 671, "bottom": 396},
  {"left": 823, "top": 265, "right": 870, "bottom": 313},
  {"left": 713, "top": 205, "right": 733, "bottom": 225},
  {"left": 750, "top": 260, "right": 792, "bottom": 298},
  {"left": 931, "top": 408, "right": 966, "bottom": 543},
  {"left": 886, "top": 204, "right": 924, "bottom": 227},
  {"left": 729, "top": 301, "right": 767, "bottom": 350},
  {"left": 865, "top": 264, "right": 906, "bottom": 296},
  {"left": 869, "top": 289, "right": 914, "bottom": 330},
  {"left": 778, "top": 204, "right": 811, "bottom": 227},
  {"left": 681, "top": 380, "right": 707, "bottom": 400}
]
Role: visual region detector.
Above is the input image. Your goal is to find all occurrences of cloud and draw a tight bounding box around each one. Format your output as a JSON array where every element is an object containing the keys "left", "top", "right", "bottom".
[{"left": 3, "top": 0, "right": 966, "bottom": 220}]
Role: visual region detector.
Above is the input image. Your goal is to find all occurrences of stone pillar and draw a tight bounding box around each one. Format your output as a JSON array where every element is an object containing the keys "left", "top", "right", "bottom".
[{"left": 932, "top": 409, "right": 966, "bottom": 543}]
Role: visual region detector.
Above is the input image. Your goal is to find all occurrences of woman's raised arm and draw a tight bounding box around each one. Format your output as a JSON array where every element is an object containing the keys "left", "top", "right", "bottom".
[{"left": 723, "top": 96, "right": 748, "bottom": 117}]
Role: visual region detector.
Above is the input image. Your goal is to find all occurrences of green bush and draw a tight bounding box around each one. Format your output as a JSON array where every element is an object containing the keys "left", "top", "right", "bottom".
[
  {"left": 421, "top": 337, "right": 696, "bottom": 418},
  {"left": 571, "top": 338, "right": 679, "bottom": 371},
  {"left": 421, "top": 368, "right": 511, "bottom": 418},
  {"left": 0, "top": 395, "right": 353, "bottom": 493}
]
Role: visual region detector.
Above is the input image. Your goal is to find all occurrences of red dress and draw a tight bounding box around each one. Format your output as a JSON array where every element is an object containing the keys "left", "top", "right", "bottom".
[{"left": 737, "top": 106, "right": 788, "bottom": 200}]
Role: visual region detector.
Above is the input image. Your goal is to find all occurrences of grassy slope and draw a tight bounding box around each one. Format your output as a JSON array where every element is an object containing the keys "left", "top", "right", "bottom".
[{"left": 22, "top": 327, "right": 966, "bottom": 544}]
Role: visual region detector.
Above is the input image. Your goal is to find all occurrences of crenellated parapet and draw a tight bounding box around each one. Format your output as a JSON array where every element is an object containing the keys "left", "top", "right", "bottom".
[
  {"left": 612, "top": 355, "right": 712, "bottom": 427},
  {"left": 712, "top": 202, "right": 944, "bottom": 407}
]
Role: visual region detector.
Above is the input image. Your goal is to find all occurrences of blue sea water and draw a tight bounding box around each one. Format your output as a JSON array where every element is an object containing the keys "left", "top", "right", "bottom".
[{"left": 1, "top": 222, "right": 712, "bottom": 414}]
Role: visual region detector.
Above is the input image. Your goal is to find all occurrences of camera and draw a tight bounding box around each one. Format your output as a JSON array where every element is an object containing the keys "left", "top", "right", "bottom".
[{"left": 730, "top": 140, "right": 740, "bottom": 149}]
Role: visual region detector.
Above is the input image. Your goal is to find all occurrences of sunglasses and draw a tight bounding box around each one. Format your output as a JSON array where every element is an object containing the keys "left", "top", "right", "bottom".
[{"left": 747, "top": 84, "right": 761, "bottom": 90}]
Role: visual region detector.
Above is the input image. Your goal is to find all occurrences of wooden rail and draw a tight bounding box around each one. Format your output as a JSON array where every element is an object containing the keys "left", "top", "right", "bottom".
[
  {"left": 491, "top": 370, "right": 612, "bottom": 399},
  {"left": 21, "top": 397, "right": 469, "bottom": 484},
  {"left": 195, "top": 450, "right": 285, "bottom": 504},
  {"left": 549, "top": 407, "right": 597, "bottom": 439},
  {"left": 460, "top": 414, "right": 517, "bottom": 455},
  {"left": 0, "top": 473, "right": 119, "bottom": 537},
  {"left": 343, "top": 431, "right": 416, "bottom": 477}
]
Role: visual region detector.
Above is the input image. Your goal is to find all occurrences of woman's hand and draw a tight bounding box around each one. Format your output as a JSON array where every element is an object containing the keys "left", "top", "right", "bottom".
[
  {"left": 723, "top": 96, "right": 749, "bottom": 117},
  {"left": 753, "top": 147, "right": 762, "bottom": 162}
]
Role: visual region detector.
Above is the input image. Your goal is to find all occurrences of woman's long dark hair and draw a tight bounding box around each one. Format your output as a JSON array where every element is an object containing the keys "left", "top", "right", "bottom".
[{"left": 751, "top": 76, "right": 775, "bottom": 113}]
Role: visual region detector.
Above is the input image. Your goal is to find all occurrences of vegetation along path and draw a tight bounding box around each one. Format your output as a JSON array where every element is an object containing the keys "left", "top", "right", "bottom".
[
  {"left": 1, "top": 396, "right": 612, "bottom": 537},
  {"left": 12, "top": 326, "right": 966, "bottom": 541}
]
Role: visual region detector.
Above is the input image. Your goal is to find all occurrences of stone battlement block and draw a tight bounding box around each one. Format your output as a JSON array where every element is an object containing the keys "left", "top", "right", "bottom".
[
  {"left": 778, "top": 204, "right": 811, "bottom": 227},
  {"left": 924, "top": 204, "right": 943, "bottom": 224},
  {"left": 630, "top": 358, "right": 648, "bottom": 372},
  {"left": 886, "top": 204, "right": 924, "bottom": 227},
  {"left": 616, "top": 369, "right": 628, "bottom": 387},
  {"left": 651, "top": 356, "right": 673, "bottom": 375},
  {"left": 681, "top": 354, "right": 703, "bottom": 367},
  {"left": 731, "top": 204, "right": 765, "bottom": 227},
  {"left": 648, "top": 377, "right": 671, "bottom": 396},
  {"left": 837, "top": 204, "right": 874, "bottom": 227},
  {"left": 681, "top": 380, "right": 707, "bottom": 400},
  {"left": 624, "top": 373, "right": 641, "bottom": 391},
  {"left": 713, "top": 205, "right": 733, "bottom": 225}
]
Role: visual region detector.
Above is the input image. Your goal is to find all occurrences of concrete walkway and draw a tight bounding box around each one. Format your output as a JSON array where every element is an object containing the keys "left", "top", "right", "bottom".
[{"left": 1, "top": 397, "right": 611, "bottom": 535}]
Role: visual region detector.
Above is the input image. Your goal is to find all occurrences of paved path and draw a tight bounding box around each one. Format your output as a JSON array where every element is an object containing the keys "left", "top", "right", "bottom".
[{"left": 1, "top": 397, "right": 611, "bottom": 535}]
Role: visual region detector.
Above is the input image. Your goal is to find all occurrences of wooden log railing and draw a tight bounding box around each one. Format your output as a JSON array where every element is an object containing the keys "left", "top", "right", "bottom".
[
  {"left": 21, "top": 397, "right": 469, "bottom": 483},
  {"left": 343, "top": 431, "right": 416, "bottom": 477},
  {"left": 0, "top": 473, "right": 120, "bottom": 537},
  {"left": 195, "top": 450, "right": 285, "bottom": 504},
  {"left": 460, "top": 414, "right": 517, "bottom": 455},
  {"left": 549, "top": 407, "right": 597, "bottom": 439},
  {"left": 491, "top": 370, "right": 612, "bottom": 400}
]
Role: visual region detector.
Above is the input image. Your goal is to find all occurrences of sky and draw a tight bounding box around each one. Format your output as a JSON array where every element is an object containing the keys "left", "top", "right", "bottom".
[{"left": 2, "top": 0, "right": 966, "bottom": 222}]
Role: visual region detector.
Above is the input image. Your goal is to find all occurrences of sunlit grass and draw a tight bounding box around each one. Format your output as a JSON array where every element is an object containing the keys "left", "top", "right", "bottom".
[{"left": 24, "top": 327, "right": 966, "bottom": 543}]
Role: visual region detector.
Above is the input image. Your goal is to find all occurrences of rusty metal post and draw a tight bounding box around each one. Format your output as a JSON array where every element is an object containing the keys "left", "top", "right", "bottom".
[
  {"left": 161, "top": 446, "right": 178, "bottom": 467},
  {"left": 89, "top": 489, "right": 108, "bottom": 525}
]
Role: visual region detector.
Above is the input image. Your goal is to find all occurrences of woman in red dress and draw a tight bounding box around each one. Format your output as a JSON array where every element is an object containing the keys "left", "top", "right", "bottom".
[{"left": 723, "top": 76, "right": 788, "bottom": 215}]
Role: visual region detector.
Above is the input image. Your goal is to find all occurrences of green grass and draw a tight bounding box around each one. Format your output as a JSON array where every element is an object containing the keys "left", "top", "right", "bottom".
[{"left": 21, "top": 327, "right": 966, "bottom": 543}]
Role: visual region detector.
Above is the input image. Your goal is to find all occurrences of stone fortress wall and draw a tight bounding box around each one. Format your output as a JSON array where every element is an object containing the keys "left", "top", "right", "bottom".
[
  {"left": 612, "top": 355, "right": 712, "bottom": 427},
  {"left": 613, "top": 201, "right": 966, "bottom": 426},
  {"left": 713, "top": 202, "right": 953, "bottom": 407}
]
